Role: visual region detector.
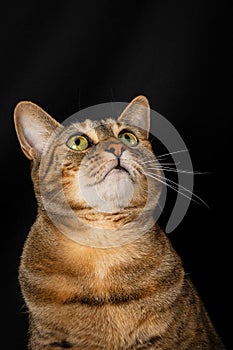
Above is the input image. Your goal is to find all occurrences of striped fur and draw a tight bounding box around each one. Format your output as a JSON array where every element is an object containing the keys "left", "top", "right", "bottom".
[{"left": 14, "top": 96, "right": 225, "bottom": 349}]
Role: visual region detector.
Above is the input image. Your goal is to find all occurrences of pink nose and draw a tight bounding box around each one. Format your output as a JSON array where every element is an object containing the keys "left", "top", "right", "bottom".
[{"left": 106, "top": 142, "right": 125, "bottom": 157}]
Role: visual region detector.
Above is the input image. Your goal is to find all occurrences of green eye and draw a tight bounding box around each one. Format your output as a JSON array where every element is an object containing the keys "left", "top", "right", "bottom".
[
  {"left": 66, "top": 135, "right": 89, "bottom": 151},
  {"left": 118, "top": 131, "right": 138, "bottom": 147}
]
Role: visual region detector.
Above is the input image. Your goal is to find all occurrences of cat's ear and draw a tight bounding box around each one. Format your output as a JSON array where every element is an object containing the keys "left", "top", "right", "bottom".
[
  {"left": 14, "top": 101, "right": 60, "bottom": 160},
  {"left": 117, "top": 95, "right": 150, "bottom": 137}
]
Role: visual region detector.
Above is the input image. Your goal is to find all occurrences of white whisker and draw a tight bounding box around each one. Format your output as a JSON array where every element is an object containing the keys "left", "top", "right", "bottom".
[
  {"left": 157, "top": 162, "right": 181, "bottom": 166},
  {"left": 156, "top": 149, "right": 189, "bottom": 159},
  {"left": 142, "top": 159, "right": 181, "bottom": 166},
  {"left": 146, "top": 167, "right": 206, "bottom": 175},
  {"left": 141, "top": 159, "right": 159, "bottom": 165},
  {"left": 145, "top": 172, "right": 200, "bottom": 204},
  {"left": 145, "top": 171, "right": 208, "bottom": 207}
]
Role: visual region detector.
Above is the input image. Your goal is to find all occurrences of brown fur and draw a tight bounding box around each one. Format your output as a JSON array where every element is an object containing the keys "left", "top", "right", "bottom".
[{"left": 14, "top": 96, "right": 225, "bottom": 349}]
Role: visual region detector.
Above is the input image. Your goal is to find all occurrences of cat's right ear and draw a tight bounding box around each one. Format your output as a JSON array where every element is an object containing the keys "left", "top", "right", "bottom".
[{"left": 14, "top": 101, "right": 60, "bottom": 160}]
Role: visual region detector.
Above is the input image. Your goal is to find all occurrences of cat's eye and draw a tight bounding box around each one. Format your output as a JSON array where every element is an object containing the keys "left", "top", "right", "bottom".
[
  {"left": 118, "top": 130, "right": 138, "bottom": 147},
  {"left": 66, "top": 135, "right": 89, "bottom": 151}
]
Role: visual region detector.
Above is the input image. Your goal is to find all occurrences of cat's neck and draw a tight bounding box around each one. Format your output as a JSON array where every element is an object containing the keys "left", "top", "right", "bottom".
[{"left": 39, "top": 207, "right": 156, "bottom": 248}]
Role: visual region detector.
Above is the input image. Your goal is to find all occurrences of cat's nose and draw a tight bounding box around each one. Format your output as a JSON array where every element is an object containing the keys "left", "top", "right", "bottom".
[{"left": 106, "top": 142, "right": 125, "bottom": 157}]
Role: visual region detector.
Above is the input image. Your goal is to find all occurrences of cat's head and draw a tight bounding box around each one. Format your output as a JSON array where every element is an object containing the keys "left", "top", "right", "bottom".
[{"left": 14, "top": 96, "right": 161, "bottom": 246}]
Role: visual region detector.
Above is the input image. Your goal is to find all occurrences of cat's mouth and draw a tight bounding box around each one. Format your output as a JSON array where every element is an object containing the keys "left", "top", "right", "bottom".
[
  {"left": 103, "top": 164, "right": 130, "bottom": 180},
  {"left": 95, "top": 159, "right": 131, "bottom": 184},
  {"left": 91, "top": 159, "right": 133, "bottom": 186}
]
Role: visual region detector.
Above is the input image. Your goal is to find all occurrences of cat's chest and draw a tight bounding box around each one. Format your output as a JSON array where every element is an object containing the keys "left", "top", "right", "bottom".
[
  {"left": 24, "top": 228, "right": 159, "bottom": 306},
  {"left": 39, "top": 247, "right": 127, "bottom": 305},
  {"left": 93, "top": 257, "right": 109, "bottom": 280}
]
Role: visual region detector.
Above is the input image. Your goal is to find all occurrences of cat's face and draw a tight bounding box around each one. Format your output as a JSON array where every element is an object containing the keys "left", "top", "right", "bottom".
[
  {"left": 61, "top": 118, "right": 160, "bottom": 215},
  {"left": 14, "top": 96, "right": 161, "bottom": 239}
]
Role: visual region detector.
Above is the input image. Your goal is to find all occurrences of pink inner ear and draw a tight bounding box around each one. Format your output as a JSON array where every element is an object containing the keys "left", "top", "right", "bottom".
[{"left": 21, "top": 117, "right": 48, "bottom": 155}]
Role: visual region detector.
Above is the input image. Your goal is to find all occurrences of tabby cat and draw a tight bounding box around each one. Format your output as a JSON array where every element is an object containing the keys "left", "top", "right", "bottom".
[{"left": 14, "top": 96, "right": 225, "bottom": 349}]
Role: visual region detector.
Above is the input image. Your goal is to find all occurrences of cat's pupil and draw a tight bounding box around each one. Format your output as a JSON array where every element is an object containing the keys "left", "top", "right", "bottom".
[
  {"left": 75, "top": 138, "right": 80, "bottom": 146},
  {"left": 125, "top": 134, "right": 130, "bottom": 140}
]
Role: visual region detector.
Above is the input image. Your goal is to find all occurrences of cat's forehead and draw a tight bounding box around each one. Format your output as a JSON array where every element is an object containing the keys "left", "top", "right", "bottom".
[
  {"left": 73, "top": 118, "right": 116, "bottom": 131},
  {"left": 61, "top": 117, "right": 121, "bottom": 141}
]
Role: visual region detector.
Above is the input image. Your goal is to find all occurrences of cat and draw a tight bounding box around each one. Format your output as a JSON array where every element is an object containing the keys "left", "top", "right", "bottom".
[{"left": 14, "top": 96, "right": 225, "bottom": 349}]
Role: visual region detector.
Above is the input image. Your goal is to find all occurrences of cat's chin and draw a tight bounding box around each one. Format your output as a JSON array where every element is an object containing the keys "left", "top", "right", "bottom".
[{"left": 79, "top": 169, "right": 135, "bottom": 213}]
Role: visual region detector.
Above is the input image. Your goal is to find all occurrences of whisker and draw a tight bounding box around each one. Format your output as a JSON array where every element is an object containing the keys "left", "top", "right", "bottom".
[
  {"left": 157, "top": 162, "right": 181, "bottom": 166},
  {"left": 156, "top": 149, "right": 189, "bottom": 159},
  {"left": 142, "top": 159, "right": 181, "bottom": 166},
  {"left": 141, "top": 159, "right": 159, "bottom": 164},
  {"left": 156, "top": 173, "right": 208, "bottom": 207},
  {"left": 146, "top": 167, "right": 206, "bottom": 175},
  {"left": 145, "top": 171, "right": 208, "bottom": 207},
  {"left": 144, "top": 172, "right": 200, "bottom": 205}
]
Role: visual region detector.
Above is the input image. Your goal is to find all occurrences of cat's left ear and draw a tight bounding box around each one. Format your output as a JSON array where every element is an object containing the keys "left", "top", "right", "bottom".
[
  {"left": 14, "top": 101, "right": 60, "bottom": 160},
  {"left": 117, "top": 95, "right": 150, "bottom": 138}
]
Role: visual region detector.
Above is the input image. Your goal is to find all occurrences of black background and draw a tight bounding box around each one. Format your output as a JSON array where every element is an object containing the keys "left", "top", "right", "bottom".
[{"left": 0, "top": 1, "right": 231, "bottom": 349}]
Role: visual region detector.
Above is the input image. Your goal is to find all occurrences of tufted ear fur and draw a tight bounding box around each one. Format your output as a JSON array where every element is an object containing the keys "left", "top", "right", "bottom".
[
  {"left": 14, "top": 101, "right": 60, "bottom": 160},
  {"left": 117, "top": 95, "right": 150, "bottom": 137}
]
